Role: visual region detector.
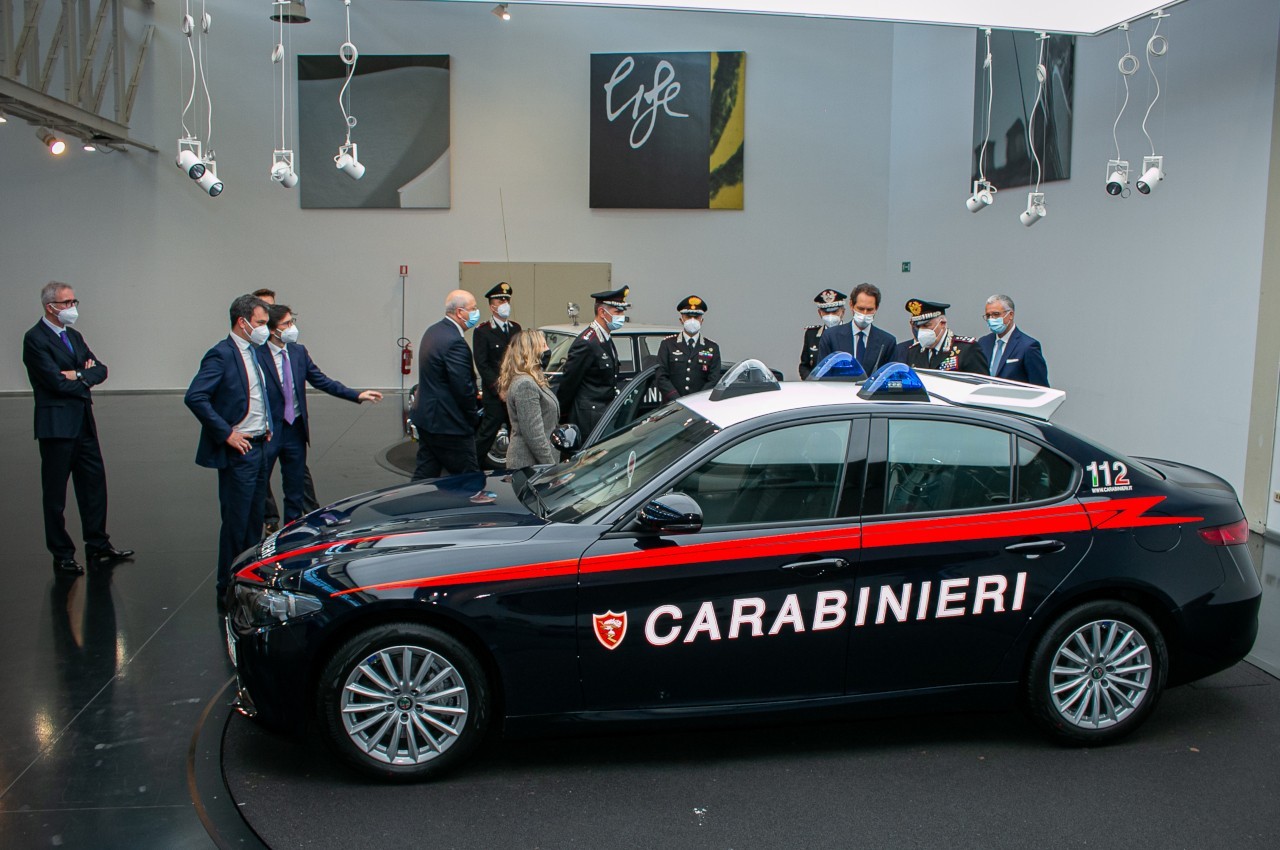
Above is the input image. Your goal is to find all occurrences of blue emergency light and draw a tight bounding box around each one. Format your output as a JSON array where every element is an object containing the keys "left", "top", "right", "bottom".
[
  {"left": 808, "top": 351, "right": 867, "bottom": 381},
  {"left": 857, "top": 361, "right": 930, "bottom": 401}
]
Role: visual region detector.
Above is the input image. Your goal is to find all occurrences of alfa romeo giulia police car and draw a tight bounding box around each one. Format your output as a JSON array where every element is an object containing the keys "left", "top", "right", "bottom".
[{"left": 225, "top": 359, "right": 1261, "bottom": 781}]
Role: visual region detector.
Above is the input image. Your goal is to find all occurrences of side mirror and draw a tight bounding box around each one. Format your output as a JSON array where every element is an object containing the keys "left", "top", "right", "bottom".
[{"left": 636, "top": 492, "right": 703, "bottom": 535}]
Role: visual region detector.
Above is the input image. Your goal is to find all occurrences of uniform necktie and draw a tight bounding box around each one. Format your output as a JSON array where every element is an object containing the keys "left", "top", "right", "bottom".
[
  {"left": 990, "top": 338, "right": 1005, "bottom": 376},
  {"left": 281, "top": 348, "right": 297, "bottom": 424},
  {"left": 856, "top": 331, "right": 866, "bottom": 361},
  {"left": 59, "top": 330, "right": 73, "bottom": 352}
]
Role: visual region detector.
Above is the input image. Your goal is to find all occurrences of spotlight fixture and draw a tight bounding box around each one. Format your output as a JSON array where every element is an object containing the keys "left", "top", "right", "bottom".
[
  {"left": 269, "top": 1, "right": 310, "bottom": 23},
  {"left": 966, "top": 180, "right": 996, "bottom": 213},
  {"left": 176, "top": 137, "right": 206, "bottom": 178},
  {"left": 335, "top": 142, "right": 365, "bottom": 180},
  {"left": 195, "top": 158, "right": 224, "bottom": 197},
  {"left": 1136, "top": 155, "right": 1163, "bottom": 194},
  {"left": 492, "top": 4, "right": 511, "bottom": 20},
  {"left": 271, "top": 150, "right": 299, "bottom": 188},
  {"left": 1105, "top": 159, "right": 1129, "bottom": 196},
  {"left": 38, "top": 128, "right": 67, "bottom": 155},
  {"left": 1020, "top": 192, "right": 1046, "bottom": 227}
]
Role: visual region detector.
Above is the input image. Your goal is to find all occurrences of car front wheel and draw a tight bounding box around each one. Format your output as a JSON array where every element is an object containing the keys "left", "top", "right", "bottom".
[
  {"left": 318, "top": 623, "right": 490, "bottom": 781},
  {"left": 1024, "top": 601, "right": 1167, "bottom": 745}
]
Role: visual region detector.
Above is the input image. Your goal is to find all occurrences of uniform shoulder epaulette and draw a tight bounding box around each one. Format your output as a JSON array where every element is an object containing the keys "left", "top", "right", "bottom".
[
  {"left": 804, "top": 324, "right": 820, "bottom": 330},
  {"left": 953, "top": 334, "right": 978, "bottom": 343},
  {"left": 663, "top": 333, "right": 679, "bottom": 340},
  {"left": 580, "top": 327, "right": 598, "bottom": 341}
]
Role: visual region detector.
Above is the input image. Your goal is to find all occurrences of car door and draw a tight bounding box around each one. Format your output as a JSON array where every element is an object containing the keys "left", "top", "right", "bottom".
[
  {"left": 583, "top": 365, "right": 666, "bottom": 448},
  {"left": 577, "top": 417, "right": 868, "bottom": 710},
  {"left": 845, "top": 415, "right": 1089, "bottom": 694}
]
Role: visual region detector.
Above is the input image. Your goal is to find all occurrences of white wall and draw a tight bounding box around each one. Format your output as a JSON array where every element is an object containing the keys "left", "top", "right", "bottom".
[{"left": 1, "top": 0, "right": 1277, "bottom": 493}]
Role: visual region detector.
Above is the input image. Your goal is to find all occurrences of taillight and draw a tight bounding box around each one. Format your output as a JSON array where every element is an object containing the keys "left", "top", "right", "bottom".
[{"left": 1198, "top": 518, "right": 1250, "bottom": 546}]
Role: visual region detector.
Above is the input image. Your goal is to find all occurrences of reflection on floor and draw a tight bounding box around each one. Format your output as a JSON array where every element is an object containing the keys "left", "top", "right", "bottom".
[
  {"left": 0, "top": 392, "right": 405, "bottom": 848},
  {"left": 1247, "top": 536, "right": 1280, "bottom": 677}
]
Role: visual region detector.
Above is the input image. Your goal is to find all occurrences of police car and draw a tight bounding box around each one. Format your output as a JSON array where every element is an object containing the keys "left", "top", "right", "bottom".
[{"left": 226, "top": 358, "right": 1261, "bottom": 781}]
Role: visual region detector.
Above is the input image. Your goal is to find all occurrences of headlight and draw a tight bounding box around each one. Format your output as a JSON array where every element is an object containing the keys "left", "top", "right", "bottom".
[{"left": 234, "top": 584, "right": 324, "bottom": 627}]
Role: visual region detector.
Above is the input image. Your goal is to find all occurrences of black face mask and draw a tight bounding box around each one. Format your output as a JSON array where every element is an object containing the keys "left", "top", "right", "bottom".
[{"left": 539, "top": 350, "right": 552, "bottom": 370}]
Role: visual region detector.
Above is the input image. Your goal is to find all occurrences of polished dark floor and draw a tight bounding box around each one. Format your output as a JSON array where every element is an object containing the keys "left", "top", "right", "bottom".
[{"left": 1, "top": 393, "right": 1279, "bottom": 849}]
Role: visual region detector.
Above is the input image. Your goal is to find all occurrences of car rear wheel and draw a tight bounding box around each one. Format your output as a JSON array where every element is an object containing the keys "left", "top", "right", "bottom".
[
  {"left": 1024, "top": 601, "right": 1167, "bottom": 745},
  {"left": 317, "top": 623, "right": 490, "bottom": 781}
]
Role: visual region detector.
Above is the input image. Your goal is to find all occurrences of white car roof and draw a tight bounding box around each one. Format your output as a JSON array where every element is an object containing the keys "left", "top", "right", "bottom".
[{"left": 679, "top": 370, "right": 1066, "bottom": 429}]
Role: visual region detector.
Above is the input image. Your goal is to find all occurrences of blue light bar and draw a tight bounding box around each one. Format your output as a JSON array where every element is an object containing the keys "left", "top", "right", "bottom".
[
  {"left": 808, "top": 351, "right": 867, "bottom": 381},
  {"left": 857, "top": 361, "right": 930, "bottom": 401}
]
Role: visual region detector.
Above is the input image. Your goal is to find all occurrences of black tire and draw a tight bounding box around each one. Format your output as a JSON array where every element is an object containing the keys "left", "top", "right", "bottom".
[
  {"left": 1024, "top": 600, "right": 1167, "bottom": 746},
  {"left": 317, "top": 623, "right": 490, "bottom": 781}
]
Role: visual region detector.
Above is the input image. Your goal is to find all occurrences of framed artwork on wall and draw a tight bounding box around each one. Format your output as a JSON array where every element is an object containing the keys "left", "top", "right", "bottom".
[
  {"left": 590, "top": 51, "right": 745, "bottom": 209},
  {"left": 297, "top": 54, "right": 450, "bottom": 209},
  {"left": 971, "top": 32, "right": 1074, "bottom": 191}
]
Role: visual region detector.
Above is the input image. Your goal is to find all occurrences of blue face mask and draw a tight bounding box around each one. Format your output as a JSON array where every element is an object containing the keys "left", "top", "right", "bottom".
[
  {"left": 606, "top": 313, "right": 625, "bottom": 332},
  {"left": 465, "top": 308, "right": 481, "bottom": 330},
  {"left": 986, "top": 316, "right": 1007, "bottom": 334}
]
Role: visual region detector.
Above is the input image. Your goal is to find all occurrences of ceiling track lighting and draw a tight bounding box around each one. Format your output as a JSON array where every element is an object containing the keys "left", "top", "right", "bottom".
[
  {"left": 272, "top": 150, "right": 299, "bottom": 188},
  {"left": 270, "top": 1, "right": 311, "bottom": 24},
  {"left": 1106, "top": 159, "right": 1130, "bottom": 196},
  {"left": 1018, "top": 32, "right": 1049, "bottom": 227},
  {"left": 967, "top": 27, "right": 997, "bottom": 213},
  {"left": 493, "top": 4, "right": 511, "bottom": 20},
  {"left": 38, "top": 127, "right": 67, "bottom": 155},
  {"left": 1020, "top": 192, "right": 1046, "bottom": 227},
  {"left": 336, "top": 142, "right": 365, "bottom": 180},
  {"left": 177, "top": 136, "right": 206, "bottom": 178},
  {"left": 1136, "top": 155, "right": 1163, "bottom": 194},
  {"left": 177, "top": 1, "right": 221, "bottom": 197},
  {"left": 334, "top": 0, "right": 367, "bottom": 181},
  {"left": 196, "top": 156, "right": 224, "bottom": 197},
  {"left": 1137, "top": 10, "right": 1169, "bottom": 197},
  {"left": 1106, "top": 23, "right": 1139, "bottom": 197}
]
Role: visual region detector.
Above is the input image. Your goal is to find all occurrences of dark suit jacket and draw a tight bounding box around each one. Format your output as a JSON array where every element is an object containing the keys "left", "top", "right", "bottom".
[
  {"left": 22, "top": 320, "right": 108, "bottom": 439},
  {"left": 977, "top": 327, "right": 1049, "bottom": 386},
  {"left": 258, "top": 342, "right": 360, "bottom": 444},
  {"left": 185, "top": 337, "right": 269, "bottom": 469},
  {"left": 816, "top": 323, "right": 898, "bottom": 375},
  {"left": 472, "top": 319, "right": 521, "bottom": 396},
  {"left": 412, "top": 318, "right": 479, "bottom": 437}
]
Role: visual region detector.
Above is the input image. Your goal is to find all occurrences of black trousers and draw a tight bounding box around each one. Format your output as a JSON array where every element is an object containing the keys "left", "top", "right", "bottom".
[
  {"left": 263, "top": 420, "right": 317, "bottom": 524},
  {"left": 474, "top": 394, "right": 510, "bottom": 469},
  {"left": 216, "top": 440, "right": 270, "bottom": 595},
  {"left": 413, "top": 432, "right": 479, "bottom": 481},
  {"left": 38, "top": 412, "right": 111, "bottom": 559}
]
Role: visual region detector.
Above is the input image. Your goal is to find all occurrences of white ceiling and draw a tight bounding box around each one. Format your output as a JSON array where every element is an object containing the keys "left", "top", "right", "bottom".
[{"left": 414, "top": 1, "right": 1188, "bottom": 36}]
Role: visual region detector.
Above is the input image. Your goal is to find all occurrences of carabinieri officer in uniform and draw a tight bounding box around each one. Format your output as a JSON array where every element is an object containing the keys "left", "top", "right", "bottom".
[
  {"left": 655, "top": 295, "right": 722, "bottom": 400},
  {"left": 471, "top": 282, "right": 521, "bottom": 468},
  {"left": 898, "top": 298, "right": 989, "bottom": 374},
  {"left": 799, "top": 289, "right": 847, "bottom": 379},
  {"left": 556, "top": 286, "right": 631, "bottom": 437}
]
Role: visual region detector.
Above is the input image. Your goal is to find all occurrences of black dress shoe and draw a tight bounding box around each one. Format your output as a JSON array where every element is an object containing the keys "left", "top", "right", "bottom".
[
  {"left": 86, "top": 546, "right": 134, "bottom": 564},
  {"left": 53, "top": 558, "right": 85, "bottom": 575}
]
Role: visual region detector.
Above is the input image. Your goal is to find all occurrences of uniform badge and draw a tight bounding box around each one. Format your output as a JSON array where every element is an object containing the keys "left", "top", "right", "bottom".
[
  {"left": 593, "top": 611, "right": 627, "bottom": 650},
  {"left": 820, "top": 290, "right": 838, "bottom": 304}
]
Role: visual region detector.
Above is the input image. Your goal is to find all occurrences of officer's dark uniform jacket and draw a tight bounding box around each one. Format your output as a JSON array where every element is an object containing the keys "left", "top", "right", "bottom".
[
  {"left": 655, "top": 333, "right": 722, "bottom": 400},
  {"left": 555, "top": 320, "right": 620, "bottom": 436},
  {"left": 798, "top": 325, "right": 827, "bottom": 380},
  {"left": 472, "top": 318, "right": 522, "bottom": 398},
  {"left": 900, "top": 328, "right": 989, "bottom": 374}
]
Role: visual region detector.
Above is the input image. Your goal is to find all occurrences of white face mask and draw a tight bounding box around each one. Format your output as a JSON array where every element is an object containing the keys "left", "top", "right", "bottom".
[
  {"left": 495, "top": 302, "right": 511, "bottom": 320},
  {"left": 851, "top": 312, "right": 874, "bottom": 329},
  {"left": 916, "top": 327, "right": 938, "bottom": 349},
  {"left": 245, "top": 321, "right": 270, "bottom": 346},
  {"left": 280, "top": 325, "right": 299, "bottom": 344},
  {"left": 682, "top": 318, "right": 702, "bottom": 336},
  {"left": 57, "top": 305, "right": 79, "bottom": 326},
  {"left": 820, "top": 313, "right": 841, "bottom": 328}
]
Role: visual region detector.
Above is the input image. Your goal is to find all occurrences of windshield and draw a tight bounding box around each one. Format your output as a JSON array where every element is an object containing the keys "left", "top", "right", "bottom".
[{"left": 526, "top": 405, "right": 719, "bottom": 523}]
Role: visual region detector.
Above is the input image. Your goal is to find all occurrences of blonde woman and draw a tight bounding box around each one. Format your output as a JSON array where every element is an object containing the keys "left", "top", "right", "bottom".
[{"left": 498, "top": 330, "right": 560, "bottom": 473}]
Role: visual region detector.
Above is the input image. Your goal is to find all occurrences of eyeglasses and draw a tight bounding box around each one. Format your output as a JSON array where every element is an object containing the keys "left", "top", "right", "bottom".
[
  {"left": 49, "top": 299, "right": 80, "bottom": 307},
  {"left": 983, "top": 310, "right": 1009, "bottom": 319}
]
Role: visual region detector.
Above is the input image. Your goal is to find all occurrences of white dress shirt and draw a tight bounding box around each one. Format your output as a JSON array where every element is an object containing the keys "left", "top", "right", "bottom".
[{"left": 231, "top": 333, "right": 269, "bottom": 436}]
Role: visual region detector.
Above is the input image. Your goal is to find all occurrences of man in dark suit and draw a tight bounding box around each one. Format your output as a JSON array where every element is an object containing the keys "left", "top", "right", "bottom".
[
  {"left": 22, "top": 281, "right": 132, "bottom": 575},
  {"left": 249, "top": 287, "right": 307, "bottom": 532},
  {"left": 977, "top": 294, "right": 1049, "bottom": 386},
  {"left": 798, "top": 289, "right": 846, "bottom": 379},
  {"left": 817, "top": 282, "right": 897, "bottom": 376},
  {"left": 557, "top": 286, "right": 631, "bottom": 437},
  {"left": 260, "top": 304, "right": 383, "bottom": 523},
  {"left": 655, "top": 295, "right": 722, "bottom": 399},
  {"left": 184, "top": 294, "right": 275, "bottom": 601},
  {"left": 471, "top": 282, "right": 521, "bottom": 469},
  {"left": 412, "top": 290, "right": 482, "bottom": 481}
]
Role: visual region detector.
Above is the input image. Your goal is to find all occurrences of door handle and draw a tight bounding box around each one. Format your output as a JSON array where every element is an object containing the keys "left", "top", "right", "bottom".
[
  {"left": 1004, "top": 539, "right": 1066, "bottom": 558},
  {"left": 780, "top": 557, "right": 850, "bottom": 576}
]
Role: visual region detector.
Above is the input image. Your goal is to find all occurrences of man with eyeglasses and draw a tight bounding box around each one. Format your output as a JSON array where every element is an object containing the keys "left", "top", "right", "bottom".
[
  {"left": 976, "top": 294, "right": 1049, "bottom": 387},
  {"left": 22, "top": 281, "right": 133, "bottom": 575}
]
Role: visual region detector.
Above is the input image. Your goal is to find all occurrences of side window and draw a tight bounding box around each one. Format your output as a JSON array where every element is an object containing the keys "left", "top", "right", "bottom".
[
  {"left": 674, "top": 421, "right": 851, "bottom": 527},
  {"left": 637, "top": 335, "right": 664, "bottom": 370},
  {"left": 883, "top": 419, "right": 1011, "bottom": 515},
  {"left": 1016, "top": 438, "right": 1075, "bottom": 502},
  {"left": 614, "top": 338, "right": 636, "bottom": 374}
]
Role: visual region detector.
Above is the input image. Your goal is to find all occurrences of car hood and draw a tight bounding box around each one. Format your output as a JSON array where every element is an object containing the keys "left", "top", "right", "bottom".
[{"left": 241, "top": 472, "right": 545, "bottom": 578}]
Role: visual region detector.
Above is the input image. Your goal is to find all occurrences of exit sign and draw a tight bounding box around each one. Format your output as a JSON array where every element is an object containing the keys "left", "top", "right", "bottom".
[{"left": 901, "top": 261, "right": 911, "bottom": 273}]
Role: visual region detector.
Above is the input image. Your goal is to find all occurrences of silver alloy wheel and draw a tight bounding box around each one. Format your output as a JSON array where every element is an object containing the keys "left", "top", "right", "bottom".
[
  {"left": 339, "top": 644, "right": 470, "bottom": 766},
  {"left": 1049, "top": 618, "right": 1152, "bottom": 730}
]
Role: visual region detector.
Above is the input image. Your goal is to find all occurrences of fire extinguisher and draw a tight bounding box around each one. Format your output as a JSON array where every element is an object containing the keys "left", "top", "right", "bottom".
[{"left": 398, "top": 337, "right": 413, "bottom": 375}]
